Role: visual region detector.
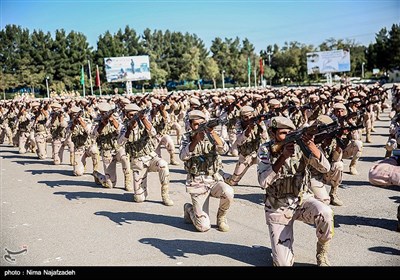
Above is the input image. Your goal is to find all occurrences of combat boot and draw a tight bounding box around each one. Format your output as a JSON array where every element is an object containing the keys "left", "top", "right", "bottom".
[
  {"left": 385, "top": 150, "right": 392, "bottom": 158},
  {"left": 161, "top": 184, "right": 174, "bottom": 206},
  {"left": 92, "top": 171, "right": 103, "bottom": 186},
  {"left": 217, "top": 208, "right": 229, "bottom": 232},
  {"left": 329, "top": 185, "right": 343, "bottom": 206},
  {"left": 69, "top": 153, "right": 75, "bottom": 166},
  {"left": 170, "top": 153, "right": 179, "bottom": 166},
  {"left": 316, "top": 241, "right": 331, "bottom": 266},
  {"left": 366, "top": 130, "right": 372, "bottom": 143},
  {"left": 183, "top": 203, "right": 192, "bottom": 224},
  {"left": 349, "top": 153, "right": 360, "bottom": 175},
  {"left": 124, "top": 169, "right": 133, "bottom": 191}
]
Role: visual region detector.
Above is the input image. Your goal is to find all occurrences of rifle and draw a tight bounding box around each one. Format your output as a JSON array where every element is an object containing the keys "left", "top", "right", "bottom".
[
  {"left": 190, "top": 116, "right": 228, "bottom": 144},
  {"left": 127, "top": 107, "right": 151, "bottom": 130},
  {"left": 269, "top": 121, "right": 340, "bottom": 158},
  {"left": 248, "top": 111, "right": 277, "bottom": 124},
  {"left": 314, "top": 123, "right": 364, "bottom": 150}
]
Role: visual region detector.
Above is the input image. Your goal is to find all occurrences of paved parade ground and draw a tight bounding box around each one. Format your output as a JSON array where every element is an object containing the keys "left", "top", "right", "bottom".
[{"left": 1, "top": 111, "right": 399, "bottom": 268}]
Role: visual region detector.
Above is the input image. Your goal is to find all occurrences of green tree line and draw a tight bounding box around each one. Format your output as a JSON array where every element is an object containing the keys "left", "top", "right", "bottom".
[{"left": 0, "top": 23, "right": 399, "bottom": 95}]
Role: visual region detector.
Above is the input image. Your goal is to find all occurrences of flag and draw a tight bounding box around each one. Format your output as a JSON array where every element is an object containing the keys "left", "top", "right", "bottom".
[
  {"left": 80, "top": 65, "right": 85, "bottom": 85},
  {"left": 259, "top": 58, "right": 264, "bottom": 75},
  {"left": 95, "top": 65, "right": 101, "bottom": 87},
  {"left": 247, "top": 57, "right": 251, "bottom": 76}
]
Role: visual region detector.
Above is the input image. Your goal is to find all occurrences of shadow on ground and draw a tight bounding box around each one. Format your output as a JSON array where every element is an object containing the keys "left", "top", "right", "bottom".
[
  {"left": 54, "top": 191, "right": 132, "bottom": 202},
  {"left": 334, "top": 214, "right": 397, "bottom": 232},
  {"left": 368, "top": 246, "right": 400, "bottom": 256},
  {"left": 95, "top": 211, "right": 196, "bottom": 231},
  {"left": 138, "top": 237, "right": 271, "bottom": 266}
]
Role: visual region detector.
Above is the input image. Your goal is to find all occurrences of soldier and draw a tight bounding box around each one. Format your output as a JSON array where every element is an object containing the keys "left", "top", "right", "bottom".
[
  {"left": 49, "top": 103, "right": 69, "bottom": 165},
  {"left": 118, "top": 103, "right": 173, "bottom": 206},
  {"left": 180, "top": 110, "right": 234, "bottom": 232},
  {"left": 68, "top": 106, "right": 100, "bottom": 177},
  {"left": 150, "top": 99, "right": 179, "bottom": 165},
  {"left": 222, "top": 106, "right": 268, "bottom": 186},
  {"left": 257, "top": 116, "right": 333, "bottom": 266},
  {"left": 92, "top": 102, "right": 131, "bottom": 190},
  {"left": 342, "top": 98, "right": 364, "bottom": 175},
  {"left": 14, "top": 104, "right": 35, "bottom": 154},
  {"left": 31, "top": 102, "right": 49, "bottom": 159},
  {"left": 369, "top": 126, "right": 400, "bottom": 232}
]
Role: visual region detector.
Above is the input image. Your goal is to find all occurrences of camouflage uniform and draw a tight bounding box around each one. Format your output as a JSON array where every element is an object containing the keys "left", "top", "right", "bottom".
[
  {"left": 68, "top": 107, "right": 100, "bottom": 177},
  {"left": 180, "top": 110, "right": 234, "bottom": 232},
  {"left": 223, "top": 106, "right": 268, "bottom": 186},
  {"left": 49, "top": 105, "right": 69, "bottom": 165},
  {"left": 118, "top": 104, "right": 172, "bottom": 205},
  {"left": 257, "top": 116, "right": 333, "bottom": 266},
  {"left": 32, "top": 104, "right": 49, "bottom": 159},
  {"left": 150, "top": 107, "right": 178, "bottom": 166},
  {"left": 15, "top": 110, "right": 35, "bottom": 154}
]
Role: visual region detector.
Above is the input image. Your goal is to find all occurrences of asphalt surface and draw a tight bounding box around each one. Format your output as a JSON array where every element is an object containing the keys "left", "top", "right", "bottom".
[{"left": 1, "top": 110, "right": 399, "bottom": 268}]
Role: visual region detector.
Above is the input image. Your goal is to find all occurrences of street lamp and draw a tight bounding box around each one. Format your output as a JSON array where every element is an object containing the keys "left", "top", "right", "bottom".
[
  {"left": 45, "top": 76, "right": 49, "bottom": 98},
  {"left": 362, "top": 62, "right": 365, "bottom": 78},
  {"left": 222, "top": 70, "right": 225, "bottom": 89}
]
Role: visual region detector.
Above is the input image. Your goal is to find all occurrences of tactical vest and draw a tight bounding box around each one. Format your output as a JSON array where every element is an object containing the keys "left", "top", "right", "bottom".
[
  {"left": 96, "top": 122, "right": 119, "bottom": 151},
  {"left": 34, "top": 113, "right": 47, "bottom": 133},
  {"left": 152, "top": 114, "right": 169, "bottom": 136},
  {"left": 7, "top": 113, "right": 16, "bottom": 128},
  {"left": 125, "top": 124, "right": 155, "bottom": 158},
  {"left": 71, "top": 125, "right": 89, "bottom": 148},
  {"left": 184, "top": 133, "right": 222, "bottom": 176},
  {"left": 50, "top": 118, "right": 66, "bottom": 139},
  {"left": 238, "top": 123, "right": 262, "bottom": 156},
  {"left": 18, "top": 117, "right": 30, "bottom": 131},
  {"left": 266, "top": 143, "right": 310, "bottom": 199}
]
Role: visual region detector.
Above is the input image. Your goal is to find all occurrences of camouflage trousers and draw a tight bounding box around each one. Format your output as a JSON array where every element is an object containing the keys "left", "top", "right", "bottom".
[
  {"left": 34, "top": 132, "right": 48, "bottom": 159},
  {"left": 310, "top": 161, "right": 344, "bottom": 204},
  {"left": 170, "top": 122, "right": 183, "bottom": 143},
  {"left": 131, "top": 153, "right": 170, "bottom": 201},
  {"left": 343, "top": 140, "right": 363, "bottom": 160},
  {"left": 154, "top": 134, "right": 175, "bottom": 157},
  {"left": 368, "top": 157, "right": 400, "bottom": 186},
  {"left": 186, "top": 177, "right": 234, "bottom": 232},
  {"left": 0, "top": 124, "right": 14, "bottom": 145},
  {"left": 265, "top": 196, "right": 334, "bottom": 266},
  {"left": 18, "top": 130, "right": 36, "bottom": 154},
  {"left": 73, "top": 145, "right": 99, "bottom": 176},
  {"left": 222, "top": 153, "right": 257, "bottom": 186},
  {"left": 52, "top": 139, "right": 65, "bottom": 165},
  {"left": 95, "top": 148, "right": 131, "bottom": 189}
]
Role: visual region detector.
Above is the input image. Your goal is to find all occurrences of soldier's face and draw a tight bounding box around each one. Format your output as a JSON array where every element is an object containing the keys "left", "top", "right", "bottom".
[
  {"left": 334, "top": 109, "right": 346, "bottom": 117},
  {"left": 275, "top": 128, "right": 291, "bottom": 141},
  {"left": 190, "top": 119, "right": 205, "bottom": 130}
]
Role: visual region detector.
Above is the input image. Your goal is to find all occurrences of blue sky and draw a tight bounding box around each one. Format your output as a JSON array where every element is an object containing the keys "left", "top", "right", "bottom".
[{"left": 1, "top": 0, "right": 399, "bottom": 53}]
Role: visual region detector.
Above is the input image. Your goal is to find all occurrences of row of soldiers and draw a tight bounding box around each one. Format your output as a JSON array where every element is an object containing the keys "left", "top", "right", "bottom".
[{"left": 1, "top": 83, "right": 399, "bottom": 266}]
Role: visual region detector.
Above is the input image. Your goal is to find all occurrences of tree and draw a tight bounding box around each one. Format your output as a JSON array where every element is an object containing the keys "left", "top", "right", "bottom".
[{"left": 203, "top": 57, "right": 219, "bottom": 89}]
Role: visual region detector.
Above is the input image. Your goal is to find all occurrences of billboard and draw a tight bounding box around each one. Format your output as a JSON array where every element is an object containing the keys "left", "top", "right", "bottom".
[
  {"left": 104, "top": 55, "right": 151, "bottom": 82},
  {"left": 306, "top": 49, "right": 350, "bottom": 74}
]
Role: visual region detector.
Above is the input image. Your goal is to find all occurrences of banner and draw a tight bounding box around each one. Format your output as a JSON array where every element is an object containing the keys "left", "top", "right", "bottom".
[
  {"left": 104, "top": 55, "right": 151, "bottom": 82},
  {"left": 306, "top": 49, "right": 350, "bottom": 74},
  {"left": 80, "top": 65, "right": 85, "bottom": 85}
]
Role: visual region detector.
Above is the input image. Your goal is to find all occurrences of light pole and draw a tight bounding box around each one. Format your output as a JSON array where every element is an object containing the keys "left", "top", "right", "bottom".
[
  {"left": 222, "top": 70, "right": 225, "bottom": 89},
  {"left": 266, "top": 51, "right": 272, "bottom": 86},
  {"left": 362, "top": 62, "right": 365, "bottom": 78},
  {"left": 45, "top": 76, "right": 50, "bottom": 98}
]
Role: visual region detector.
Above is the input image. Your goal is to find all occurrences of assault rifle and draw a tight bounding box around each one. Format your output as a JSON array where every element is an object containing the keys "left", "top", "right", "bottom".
[
  {"left": 314, "top": 123, "right": 364, "bottom": 150},
  {"left": 190, "top": 116, "right": 228, "bottom": 144},
  {"left": 269, "top": 121, "right": 340, "bottom": 158}
]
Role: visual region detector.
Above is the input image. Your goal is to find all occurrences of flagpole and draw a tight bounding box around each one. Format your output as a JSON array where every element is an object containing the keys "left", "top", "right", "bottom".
[
  {"left": 254, "top": 58, "right": 257, "bottom": 87},
  {"left": 96, "top": 65, "right": 102, "bottom": 96},
  {"left": 81, "top": 65, "right": 86, "bottom": 97},
  {"left": 247, "top": 57, "right": 251, "bottom": 88},
  {"left": 88, "top": 60, "right": 94, "bottom": 95}
]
